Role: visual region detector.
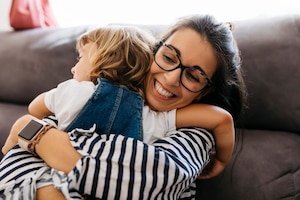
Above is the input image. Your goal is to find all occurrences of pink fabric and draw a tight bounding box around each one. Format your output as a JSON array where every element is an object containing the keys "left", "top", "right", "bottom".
[{"left": 9, "top": 0, "right": 58, "bottom": 30}]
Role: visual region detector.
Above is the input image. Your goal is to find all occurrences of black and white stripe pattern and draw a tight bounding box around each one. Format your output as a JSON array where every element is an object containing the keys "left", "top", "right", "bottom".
[
  {"left": 0, "top": 127, "right": 214, "bottom": 199},
  {"left": 66, "top": 127, "right": 215, "bottom": 199},
  {"left": 0, "top": 146, "right": 53, "bottom": 199}
]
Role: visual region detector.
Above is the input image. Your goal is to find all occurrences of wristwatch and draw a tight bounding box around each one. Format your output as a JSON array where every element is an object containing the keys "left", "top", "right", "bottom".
[{"left": 18, "top": 119, "right": 53, "bottom": 155}]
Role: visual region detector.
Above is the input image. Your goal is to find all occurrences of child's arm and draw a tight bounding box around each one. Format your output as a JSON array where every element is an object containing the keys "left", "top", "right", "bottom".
[
  {"left": 176, "top": 103, "right": 234, "bottom": 177},
  {"left": 28, "top": 92, "right": 53, "bottom": 119}
]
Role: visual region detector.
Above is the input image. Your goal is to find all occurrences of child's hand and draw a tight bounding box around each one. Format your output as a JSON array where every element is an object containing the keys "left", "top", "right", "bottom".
[{"left": 197, "top": 158, "right": 226, "bottom": 179}]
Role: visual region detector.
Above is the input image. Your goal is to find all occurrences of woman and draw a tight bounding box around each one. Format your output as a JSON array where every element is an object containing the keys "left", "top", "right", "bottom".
[{"left": 1, "top": 14, "right": 246, "bottom": 199}]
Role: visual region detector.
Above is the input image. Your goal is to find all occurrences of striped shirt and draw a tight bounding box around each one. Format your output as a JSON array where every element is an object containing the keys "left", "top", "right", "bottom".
[{"left": 0, "top": 127, "right": 215, "bottom": 199}]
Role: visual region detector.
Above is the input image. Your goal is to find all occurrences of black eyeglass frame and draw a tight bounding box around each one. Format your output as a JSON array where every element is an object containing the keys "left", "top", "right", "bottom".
[{"left": 154, "top": 41, "right": 213, "bottom": 93}]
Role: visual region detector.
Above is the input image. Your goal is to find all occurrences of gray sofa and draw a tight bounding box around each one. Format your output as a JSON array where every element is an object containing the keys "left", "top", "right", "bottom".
[{"left": 1, "top": 15, "right": 300, "bottom": 199}]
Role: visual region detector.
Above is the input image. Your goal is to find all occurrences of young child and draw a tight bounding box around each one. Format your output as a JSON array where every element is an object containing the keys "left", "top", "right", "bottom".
[{"left": 1, "top": 25, "right": 234, "bottom": 199}]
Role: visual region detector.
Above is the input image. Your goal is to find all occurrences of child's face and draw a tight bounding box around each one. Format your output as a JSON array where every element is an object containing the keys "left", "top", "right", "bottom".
[{"left": 71, "top": 42, "right": 96, "bottom": 82}]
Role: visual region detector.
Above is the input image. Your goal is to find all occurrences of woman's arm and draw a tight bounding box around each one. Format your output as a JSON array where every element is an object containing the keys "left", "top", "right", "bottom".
[
  {"left": 2, "top": 93, "right": 52, "bottom": 155},
  {"left": 60, "top": 128, "right": 215, "bottom": 199},
  {"left": 176, "top": 103, "right": 235, "bottom": 177},
  {"left": 13, "top": 114, "right": 215, "bottom": 198},
  {"left": 2, "top": 115, "right": 33, "bottom": 154},
  {"left": 2, "top": 114, "right": 81, "bottom": 173},
  {"left": 28, "top": 92, "right": 53, "bottom": 119},
  {"left": 35, "top": 128, "right": 82, "bottom": 173}
]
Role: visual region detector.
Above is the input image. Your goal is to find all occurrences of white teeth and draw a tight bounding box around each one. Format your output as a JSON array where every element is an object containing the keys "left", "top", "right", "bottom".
[{"left": 155, "top": 81, "right": 173, "bottom": 97}]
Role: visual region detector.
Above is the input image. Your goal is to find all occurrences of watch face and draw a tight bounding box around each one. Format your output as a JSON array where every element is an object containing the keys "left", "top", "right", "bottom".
[{"left": 18, "top": 120, "right": 44, "bottom": 140}]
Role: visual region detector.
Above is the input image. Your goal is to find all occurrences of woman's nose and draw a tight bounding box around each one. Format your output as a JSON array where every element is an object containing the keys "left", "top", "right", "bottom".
[{"left": 164, "top": 69, "right": 181, "bottom": 87}]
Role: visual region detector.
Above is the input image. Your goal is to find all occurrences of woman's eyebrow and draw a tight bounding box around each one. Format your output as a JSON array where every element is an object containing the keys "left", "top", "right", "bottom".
[
  {"left": 168, "top": 44, "right": 181, "bottom": 57},
  {"left": 194, "top": 65, "right": 207, "bottom": 75},
  {"left": 168, "top": 43, "right": 208, "bottom": 75}
]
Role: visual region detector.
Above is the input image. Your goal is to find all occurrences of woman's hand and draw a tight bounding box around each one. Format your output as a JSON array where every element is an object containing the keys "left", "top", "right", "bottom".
[
  {"left": 3, "top": 114, "right": 82, "bottom": 174},
  {"left": 2, "top": 114, "right": 33, "bottom": 155},
  {"left": 197, "top": 158, "right": 226, "bottom": 179}
]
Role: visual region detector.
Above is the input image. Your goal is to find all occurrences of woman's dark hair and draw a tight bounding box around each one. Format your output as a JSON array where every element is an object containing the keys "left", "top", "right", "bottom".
[{"left": 158, "top": 14, "right": 247, "bottom": 120}]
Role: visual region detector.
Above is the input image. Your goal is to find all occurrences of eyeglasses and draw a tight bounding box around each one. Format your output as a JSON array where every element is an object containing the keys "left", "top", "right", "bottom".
[{"left": 154, "top": 42, "right": 212, "bottom": 93}]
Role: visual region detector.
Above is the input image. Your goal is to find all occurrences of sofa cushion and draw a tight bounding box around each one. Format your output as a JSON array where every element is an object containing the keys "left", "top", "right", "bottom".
[
  {"left": 233, "top": 15, "right": 300, "bottom": 133},
  {"left": 197, "top": 128, "right": 300, "bottom": 199},
  {"left": 0, "top": 26, "right": 91, "bottom": 105}
]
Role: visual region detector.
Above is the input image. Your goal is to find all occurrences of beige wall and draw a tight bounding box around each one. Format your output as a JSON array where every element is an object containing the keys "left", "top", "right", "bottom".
[{"left": 0, "top": 0, "right": 12, "bottom": 30}]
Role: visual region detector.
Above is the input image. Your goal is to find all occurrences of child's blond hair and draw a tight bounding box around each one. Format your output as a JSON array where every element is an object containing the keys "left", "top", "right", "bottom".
[{"left": 76, "top": 26, "right": 155, "bottom": 97}]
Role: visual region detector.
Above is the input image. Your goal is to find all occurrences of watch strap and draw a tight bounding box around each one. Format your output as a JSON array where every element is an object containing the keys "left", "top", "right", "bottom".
[{"left": 18, "top": 119, "right": 53, "bottom": 155}]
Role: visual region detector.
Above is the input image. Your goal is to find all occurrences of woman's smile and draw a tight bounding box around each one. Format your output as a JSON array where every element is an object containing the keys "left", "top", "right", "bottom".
[{"left": 154, "top": 80, "right": 175, "bottom": 99}]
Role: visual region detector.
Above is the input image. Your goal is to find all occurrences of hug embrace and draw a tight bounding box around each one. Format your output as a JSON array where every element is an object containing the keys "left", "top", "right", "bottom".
[{"left": 0, "top": 14, "right": 246, "bottom": 199}]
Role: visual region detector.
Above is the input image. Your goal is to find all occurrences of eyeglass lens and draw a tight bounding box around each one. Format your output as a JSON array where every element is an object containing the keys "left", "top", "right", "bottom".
[{"left": 155, "top": 44, "right": 210, "bottom": 92}]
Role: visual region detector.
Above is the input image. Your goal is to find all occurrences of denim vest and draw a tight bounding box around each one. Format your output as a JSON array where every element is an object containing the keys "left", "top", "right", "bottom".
[{"left": 65, "top": 78, "right": 143, "bottom": 140}]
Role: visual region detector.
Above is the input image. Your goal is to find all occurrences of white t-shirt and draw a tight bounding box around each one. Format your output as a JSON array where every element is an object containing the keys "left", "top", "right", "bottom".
[
  {"left": 44, "top": 79, "right": 177, "bottom": 143},
  {"left": 44, "top": 79, "right": 96, "bottom": 131},
  {"left": 142, "top": 105, "right": 176, "bottom": 143}
]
